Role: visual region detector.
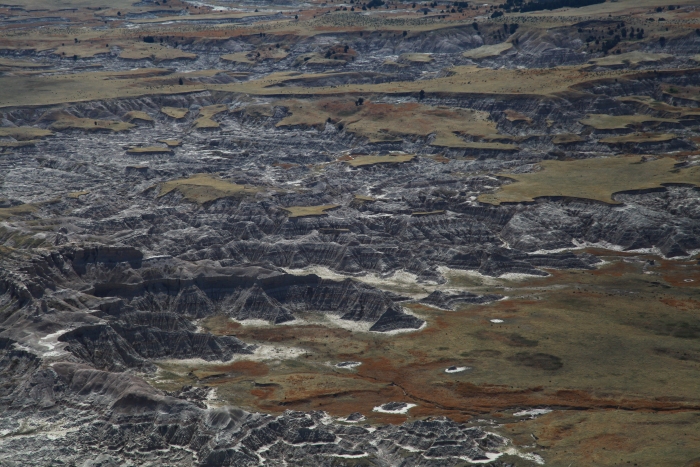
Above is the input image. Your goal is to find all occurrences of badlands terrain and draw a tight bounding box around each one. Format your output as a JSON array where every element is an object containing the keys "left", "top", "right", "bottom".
[{"left": 0, "top": 0, "right": 699, "bottom": 465}]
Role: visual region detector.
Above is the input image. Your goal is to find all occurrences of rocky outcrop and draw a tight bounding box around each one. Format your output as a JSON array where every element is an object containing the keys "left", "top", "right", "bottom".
[
  {"left": 419, "top": 290, "right": 503, "bottom": 310},
  {"left": 0, "top": 362, "right": 510, "bottom": 466},
  {"left": 501, "top": 188, "right": 700, "bottom": 257},
  {"left": 59, "top": 323, "right": 254, "bottom": 372}
]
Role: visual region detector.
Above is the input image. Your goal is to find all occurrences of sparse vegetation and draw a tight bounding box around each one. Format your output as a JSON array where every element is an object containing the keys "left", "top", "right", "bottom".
[
  {"left": 398, "top": 53, "right": 433, "bottom": 63},
  {"left": 119, "top": 42, "right": 197, "bottom": 61},
  {"left": 282, "top": 205, "right": 340, "bottom": 217},
  {"left": 588, "top": 51, "right": 672, "bottom": 67},
  {"left": 123, "top": 111, "right": 154, "bottom": 123},
  {"left": 126, "top": 146, "right": 174, "bottom": 154},
  {"left": 580, "top": 113, "right": 678, "bottom": 130},
  {"left": 0, "top": 127, "right": 53, "bottom": 140},
  {"left": 157, "top": 139, "right": 182, "bottom": 147},
  {"left": 479, "top": 156, "right": 700, "bottom": 205},
  {"left": 343, "top": 154, "right": 416, "bottom": 167},
  {"left": 158, "top": 173, "right": 257, "bottom": 204},
  {"left": 42, "top": 111, "right": 134, "bottom": 132},
  {"left": 0, "top": 204, "right": 36, "bottom": 220},
  {"left": 161, "top": 107, "right": 189, "bottom": 119},
  {"left": 463, "top": 42, "right": 512, "bottom": 59},
  {"left": 194, "top": 104, "right": 228, "bottom": 129},
  {"left": 599, "top": 133, "right": 676, "bottom": 144},
  {"left": 275, "top": 99, "right": 501, "bottom": 147},
  {"left": 552, "top": 134, "right": 584, "bottom": 144}
]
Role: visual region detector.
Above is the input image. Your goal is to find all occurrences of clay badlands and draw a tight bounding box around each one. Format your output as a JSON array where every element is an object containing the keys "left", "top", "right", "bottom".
[{"left": 0, "top": 0, "right": 699, "bottom": 465}]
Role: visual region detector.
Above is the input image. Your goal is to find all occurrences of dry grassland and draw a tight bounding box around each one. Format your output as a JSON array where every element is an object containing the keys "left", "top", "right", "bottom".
[
  {"left": 0, "top": 69, "right": 205, "bottom": 109},
  {"left": 580, "top": 113, "right": 679, "bottom": 130},
  {"left": 126, "top": 146, "right": 173, "bottom": 155},
  {"left": 399, "top": 53, "right": 433, "bottom": 63},
  {"left": 157, "top": 139, "right": 182, "bottom": 147},
  {"left": 0, "top": 204, "right": 36, "bottom": 220},
  {"left": 503, "top": 109, "right": 532, "bottom": 123},
  {"left": 552, "top": 134, "right": 584, "bottom": 144},
  {"left": 662, "top": 84, "right": 700, "bottom": 103},
  {"left": 344, "top": 154, "right": 415, "bottom": 167},
  {"left": 588, "top": 51, "right": 673, "bottom": 67},
  {"left": 221, "top": 52, "right": 256, "bottom": 64},
  {"left": 9, "top": 0, "right": 148, "bottom": 9},
  {"left": 132, "top": 11, "right": 268, "bottom": 24},
  {"left": 0, "top": 64, "right": 643, "bottom": 110},
  {"left": 161, "top": 107, "right": 189, "bottom": 119},
  {"left": 437, "top": 141, "right": 519, "bottom": 150},
  {"left": 194, "top": 104, "right": 228, "bottom": 129},
  {"left": 242, "top": 104, "right": 276, "bottom": 118},
  {"left": 274, "top": 99, "right": 500, "bottom": 147},
  {"left": 52, "top": 43, "right": 111, "bottom": 59},
  {"left": 462, "top": 42, "right": 512, "bottom": 59},
  {"left": 41, "top": 111, "right": 134, "bottom": 132},
  {"left": 282, "top": 204, "right": 340, "bottom": 217},
  {"left": 294, "top": 53, "right": 346, "bottom": 66},
  {"left": 200, "top": 66, "right": 644, "bottom": 96},
  {"left": 123, "top": 111, "right": 154, "bottom": 123},
  {"left": 0, "top": 141, "right": 38, "bottom": 148},
  {"left": 0, "top": 127, "right": 53, "bottom": 140},
  {"left": 224, "top": 65, "right": 639, "bottom": 97},
  {"left": 512, "top": 0, "right": 699, "bottom": 18},
  {"left": 223, "top": 48, "right": 288, "bottom": 64},
  {"left": 119, "top": 43, "right": 197, "bottom": 62},
  {"left": 0, "top": 58, "right": 50, "bottom": 68},
  {"left": 618, "top": 96, "right": 700, "bottom": 118},
  {"left": 158, "top": 173, "right": 257, "bottom": 204},
  {"left": 479, "top": 156, "right": 700, "bottom": 205},
  {"left": 599, "top": 133, "right": 677, "bottom": 144}
]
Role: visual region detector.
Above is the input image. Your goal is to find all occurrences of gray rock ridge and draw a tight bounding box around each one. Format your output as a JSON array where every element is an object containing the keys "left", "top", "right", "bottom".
[
  {"left": 2, "top": 246, "right": 425, "bottom": 338},
  {"left": 0, "top": 361, "right": 511, "bottom": 466},
  {"left": 58, "top": 323, "right": 255, "bottom": 372},
  {"left": 82, "top": 260, "right": 424, "bottom": 330}
]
